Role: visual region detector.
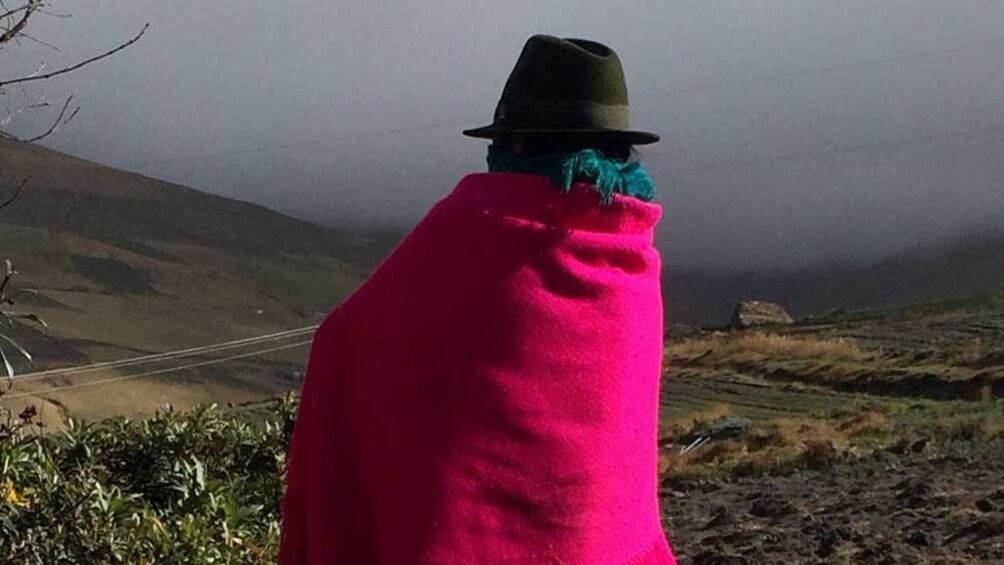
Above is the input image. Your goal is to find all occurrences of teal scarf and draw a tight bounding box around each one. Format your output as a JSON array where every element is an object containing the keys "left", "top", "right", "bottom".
[{"left": 487, "top": 145, "right": 656, "bottom": 205}]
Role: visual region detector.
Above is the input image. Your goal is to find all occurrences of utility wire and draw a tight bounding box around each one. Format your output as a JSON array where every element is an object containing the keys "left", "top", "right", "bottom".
[
  {"left": 12, "top": 325, "right": 317, "bottom": 383},
  {"left": 1, "top": 339, "right": 313, "bottom": 400}
]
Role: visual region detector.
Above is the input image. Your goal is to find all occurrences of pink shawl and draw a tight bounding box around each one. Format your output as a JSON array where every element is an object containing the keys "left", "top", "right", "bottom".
[{"left": 280, "top": 173, "right": 676, "bottom": 564}]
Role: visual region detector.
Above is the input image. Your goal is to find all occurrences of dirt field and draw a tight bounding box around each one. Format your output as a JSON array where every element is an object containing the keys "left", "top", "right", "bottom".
[
  {"left": 658, "top": 307, "right": 1004, "bottom": 564},
  {"left": 663, "top": 443, "right": 1004, "bottom": 564}
]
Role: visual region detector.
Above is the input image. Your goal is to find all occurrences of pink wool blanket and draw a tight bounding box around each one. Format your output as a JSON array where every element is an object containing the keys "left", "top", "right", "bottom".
[{"left": 280, "top": 173, "right": 676, "bottom": 564}]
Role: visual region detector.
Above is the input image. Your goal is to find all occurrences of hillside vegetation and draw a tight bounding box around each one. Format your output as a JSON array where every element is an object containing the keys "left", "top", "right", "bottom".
[{"left": 1, "top": 399, "right": 296, "bottom": 564}]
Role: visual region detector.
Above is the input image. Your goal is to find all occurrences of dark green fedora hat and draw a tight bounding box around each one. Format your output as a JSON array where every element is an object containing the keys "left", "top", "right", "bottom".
[{"left": 463, "top": 35, "right": 660, "bottom": 145}]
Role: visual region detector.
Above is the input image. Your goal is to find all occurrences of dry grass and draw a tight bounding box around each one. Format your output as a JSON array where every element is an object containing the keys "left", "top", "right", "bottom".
[
  {"left": 679, "top": 403, "right": 733, "bottom": 428},
  {"left": 667, "top": 332, "right": 873, "bottom": 364},
  {"left": 947, "top": 336, "right": 1004, "bottom": 369},
  {"left": 661, "top": 407, "right": 898, "bottom": 483},
  {"left": 661, "top": 398, "right": 1004, "bottom": 485},
  {"left": 955, "top": 337, "right": 990, "bottom": 365},
  {"left": 663, "top": 330, "right": 993, "bottom": 401},
  {"left": 837, "top": 409, "right": 893, "bottom": 440}
]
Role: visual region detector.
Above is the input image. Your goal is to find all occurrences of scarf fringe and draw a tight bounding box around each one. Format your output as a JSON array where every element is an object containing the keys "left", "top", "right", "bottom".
[{"left": 487, "top": 146, "right": 656, "bottom": 205}]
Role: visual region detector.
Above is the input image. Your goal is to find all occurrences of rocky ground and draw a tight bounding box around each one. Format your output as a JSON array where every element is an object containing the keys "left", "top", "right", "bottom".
[{"left": 663, "top": 443, "right": 1004, "bottom": 564}]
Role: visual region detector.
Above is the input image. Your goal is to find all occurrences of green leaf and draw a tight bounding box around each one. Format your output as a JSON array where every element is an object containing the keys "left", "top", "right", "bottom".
[
  {"left": 0, "top": 348, "right": 14, "bottom": 382},
  {"left": 6, "top": 313, "right": 47, "bottom": 328},
  {"left": 7, "top": 289, "right": 38, "bottom": 305},
  {"left": 0, "top": 334, "right": 31, "bottom": 362}
]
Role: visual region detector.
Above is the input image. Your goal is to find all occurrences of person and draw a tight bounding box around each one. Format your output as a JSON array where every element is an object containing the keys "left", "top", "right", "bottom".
[{"left": 279, "top": 34, "right": 677, "bottom": 564}]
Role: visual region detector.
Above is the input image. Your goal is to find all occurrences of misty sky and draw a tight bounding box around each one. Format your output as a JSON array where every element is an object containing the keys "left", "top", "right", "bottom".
[{"left": 9, "top": 1, "right": 1004, "bottom": 272}]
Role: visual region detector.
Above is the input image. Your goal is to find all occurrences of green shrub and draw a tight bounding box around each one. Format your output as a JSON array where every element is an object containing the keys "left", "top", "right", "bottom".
[{"left": 0, "top": 396, "right": 298, "bottom": 564}]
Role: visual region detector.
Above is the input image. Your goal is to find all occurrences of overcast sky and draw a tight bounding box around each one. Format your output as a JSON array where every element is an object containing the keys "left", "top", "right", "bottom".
[{"left": 9, "top": 1, "right": 1004, "bottom": 272}]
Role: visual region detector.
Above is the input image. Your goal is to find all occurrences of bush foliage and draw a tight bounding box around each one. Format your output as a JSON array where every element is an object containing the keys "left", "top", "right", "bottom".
[{"left": 0, "top": 396, "right": 298, "bottom": 564}]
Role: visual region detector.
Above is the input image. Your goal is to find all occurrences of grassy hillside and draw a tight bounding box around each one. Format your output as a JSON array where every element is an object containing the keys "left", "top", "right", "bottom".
[
  {"left": 665, "top": 291, "right": 1004, "bottom": 405},
  {"left": 0, "top": 139, "right": 395, "bottom": 424}
]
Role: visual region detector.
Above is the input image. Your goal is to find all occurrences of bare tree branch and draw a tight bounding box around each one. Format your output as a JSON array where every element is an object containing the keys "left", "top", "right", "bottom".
[
  {"left": 17, "top": 31, "right": 59, "bottom": 51},
  {"left": 0, "top": 4, "right": 30, "bottom": 22},
  {"left": 0, "top": 91, "right": 75, "bottom": 142},
  {"left": 0, "top": 174, "right": 29, "bottom": 210},
  {"left": 35, "top": 5, "right": 70, "bottom": 18},
  {"left": 0, "top": 4, "right": 148, "bottom": 219},
  {"left": 0, "top": 1, "right": 38, "bottom": 45},
  {"left": 20, "top": 94, "right": 76, "bottom": 142},
  {"left": 0, "top": 22, "right": 148, "bottom": 88},
  {"left": 0, "top": 88, "right": 43, "bottom": 128}
]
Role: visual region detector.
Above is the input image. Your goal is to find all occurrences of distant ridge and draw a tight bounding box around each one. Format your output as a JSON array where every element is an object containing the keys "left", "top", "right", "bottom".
[{"left": 666, "top": 228, "right": 1004, "bottom": 325}]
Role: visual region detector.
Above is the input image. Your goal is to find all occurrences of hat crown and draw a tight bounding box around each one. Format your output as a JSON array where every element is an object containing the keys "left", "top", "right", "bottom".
[
  {"left": 463, "top": 35, "right": 660, "bottom": 145},
  {"left": 499, "top": 35, "right": 629, "bottom": 111}
]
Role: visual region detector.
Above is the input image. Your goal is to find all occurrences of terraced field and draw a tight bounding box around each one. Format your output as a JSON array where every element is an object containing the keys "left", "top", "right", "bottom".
[{"left": 659, "top": 295, "right": 1004, "bottom": 563}]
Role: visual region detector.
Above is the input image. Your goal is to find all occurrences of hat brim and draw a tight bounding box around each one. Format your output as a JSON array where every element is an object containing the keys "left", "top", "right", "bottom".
[{"left": 462, "top": 125, "right": 660, "bottom": 146}]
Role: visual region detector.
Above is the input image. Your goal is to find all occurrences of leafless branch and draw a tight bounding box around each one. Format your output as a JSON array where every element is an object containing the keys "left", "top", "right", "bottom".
[
  {"left": 35, "top": 5, "right": 69, "bottom": 18},
  {"left": 16, "top": 30, "right": 59, "bottom": 51},
  {"left": 0, "top": 1, "right": 39, "bottom": 45},
  {"left": 0, "top": 91, "right": 35, "bottom": 127},
  {"left": 0, "top": 22, "right": 148, "bottom": 88},
  {"left": 0, "top": 91, "right": 74, "bottom": 142},
  {"left": 0, "top": 6, "right": 147, "bottom": 216},
  {"left": 0, "top": 174, "right": 28, "bottom": 210},
  {"left": 0, "top": 4, "right": 30, "bottom": 22},
  {"left": 0, "top": 63, "right": 45, "bottom": 92},
  {"left": 19, "top": 94, "right": 77, "bottom": 142}
]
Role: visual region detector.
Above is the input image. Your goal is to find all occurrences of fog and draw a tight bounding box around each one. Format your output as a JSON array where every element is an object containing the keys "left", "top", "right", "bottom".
[{"left": 9, "top": 1, "right": 1004, "bottom": 272}]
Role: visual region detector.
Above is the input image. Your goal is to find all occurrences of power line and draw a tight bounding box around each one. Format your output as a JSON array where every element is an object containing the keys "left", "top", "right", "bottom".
[
  {"left": 120, "top": 39, "right": 1004, "bottom": 171},
  {"left": 12, "top": 325, "right": 318, "bottom": 383},
  {"left": 1, "top": 339, "right": 313, "bottom": 400},
  {"left": 13, "top": 326, "right": 317, "bottom": 382}
]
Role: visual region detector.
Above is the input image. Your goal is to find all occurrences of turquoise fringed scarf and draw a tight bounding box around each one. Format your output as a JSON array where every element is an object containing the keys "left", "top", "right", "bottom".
[{"left": 487, "top": 145, "right": 655, "bottom": 205}]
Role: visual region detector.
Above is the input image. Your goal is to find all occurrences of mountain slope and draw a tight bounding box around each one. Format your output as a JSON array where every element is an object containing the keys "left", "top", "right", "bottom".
[
  {"left": 0, "top": 139, "right": 394, "bottom": 423},
  {"left": 666, "top": 229, "right": 1004, "bottom": 325}
]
